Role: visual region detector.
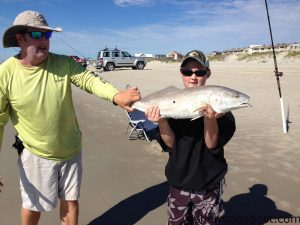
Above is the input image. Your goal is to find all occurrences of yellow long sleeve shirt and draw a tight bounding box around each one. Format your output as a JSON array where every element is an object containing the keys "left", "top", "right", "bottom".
[{"left": 0, "top": 53, "right": 119, "bottom": 161}]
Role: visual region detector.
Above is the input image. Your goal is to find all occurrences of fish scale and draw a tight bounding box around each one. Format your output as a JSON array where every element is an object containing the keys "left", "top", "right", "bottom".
[{"left": 132, "top": 85, "right": 251, "bottom": 120}]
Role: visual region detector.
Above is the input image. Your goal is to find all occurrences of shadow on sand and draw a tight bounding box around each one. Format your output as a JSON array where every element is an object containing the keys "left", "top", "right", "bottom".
[
  {"left": 88, "top": 181, "right": 169, "bottom": 225},
  {"left": 220, "top": 184, "right": 294, "bottom": 225}
]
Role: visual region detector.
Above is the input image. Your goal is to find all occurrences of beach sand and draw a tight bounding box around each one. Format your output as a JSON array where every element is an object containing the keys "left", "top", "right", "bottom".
[{"left": 0, "top": 59, "right": 299, "bottom": 224}]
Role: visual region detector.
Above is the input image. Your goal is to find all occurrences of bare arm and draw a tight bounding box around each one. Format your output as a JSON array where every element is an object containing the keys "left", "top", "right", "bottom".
[
  {"left": 204, "top": 117, "right": 219, "bottom": 149},
  {"left": 145, "top": 106, "right": 175, "bottom": 148},
  {"left": 201, "top": 105, "right": 223, "bottom": 149},
  {"left": 113, "top": 87, "right": 141, "bottom": 111},
  {"left": 158, "top": 118, "right": 175, "bottom": 148}
]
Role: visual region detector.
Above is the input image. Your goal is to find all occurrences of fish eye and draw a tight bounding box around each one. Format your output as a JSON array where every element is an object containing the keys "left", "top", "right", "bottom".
[{"left": 173, "top": 100, "right": 175, "bottom": 104}]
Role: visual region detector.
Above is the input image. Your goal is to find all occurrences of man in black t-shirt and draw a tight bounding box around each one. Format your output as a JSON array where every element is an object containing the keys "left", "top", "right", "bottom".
[{"left": 145, "top": 50, "right": 236, "bottom": 225}]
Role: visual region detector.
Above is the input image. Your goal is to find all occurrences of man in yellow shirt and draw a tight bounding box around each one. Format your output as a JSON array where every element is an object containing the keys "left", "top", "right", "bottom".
[{"left": 0, "top": 10, "right": 140, "bottom": 225}]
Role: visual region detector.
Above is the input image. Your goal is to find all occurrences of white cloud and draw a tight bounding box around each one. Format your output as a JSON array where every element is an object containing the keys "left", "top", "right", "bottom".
[
  {"left": 1, "top": 0, "right": 299, "bottom": 61},
  {"left": 39, "top": 0, "right": 300, "bottom": 58}
]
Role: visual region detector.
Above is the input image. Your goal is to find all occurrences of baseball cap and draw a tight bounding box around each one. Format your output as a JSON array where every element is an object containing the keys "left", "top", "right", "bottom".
[
  {"left": 180, "top": 50, "right": 210, "bottom": 69},
  {"left": 3, "top": 10, "right": 63, "bottom": 48}
]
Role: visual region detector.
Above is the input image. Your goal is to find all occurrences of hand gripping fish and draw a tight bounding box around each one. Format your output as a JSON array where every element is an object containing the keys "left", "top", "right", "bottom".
[{"left": 131, "top": 85, "right": 251, "bottom": 120}]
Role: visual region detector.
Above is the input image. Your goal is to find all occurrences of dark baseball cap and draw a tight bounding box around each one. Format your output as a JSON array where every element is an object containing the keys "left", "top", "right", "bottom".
[{"left": 180, "top": 50, "right": 210, "bottom": 69}]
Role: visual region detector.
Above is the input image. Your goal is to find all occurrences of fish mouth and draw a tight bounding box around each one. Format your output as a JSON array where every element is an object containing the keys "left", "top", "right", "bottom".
[{"left": 239, "top": 102, "right": 252, "bottom": 108}]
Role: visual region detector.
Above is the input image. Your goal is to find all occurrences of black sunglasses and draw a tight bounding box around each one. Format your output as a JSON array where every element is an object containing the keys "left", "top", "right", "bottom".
[
  {"left": 180, "top": 68, "right": 208, "bottom": 77},
  {"left": 26, "top": 31, "right": 52, "bottom": 39}
]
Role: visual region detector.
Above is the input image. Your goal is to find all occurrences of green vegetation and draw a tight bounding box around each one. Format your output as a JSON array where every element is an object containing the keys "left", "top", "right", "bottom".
[
  {"left": 285, "top": 51, "right": 300, "bottom": 58},
  {"left": 208, "top": 54, "right": 226, "bottom": 62},
  {"left": 146, "top": 51, "right": 300, "bottom": 64},
  {"left": 237, "top": 52, "right": 272, "bottom": 62}
]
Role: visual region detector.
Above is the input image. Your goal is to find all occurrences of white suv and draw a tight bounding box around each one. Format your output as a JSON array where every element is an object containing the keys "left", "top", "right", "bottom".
[{"left": 96, "top": 48, "right": 147, "bottom": 71}]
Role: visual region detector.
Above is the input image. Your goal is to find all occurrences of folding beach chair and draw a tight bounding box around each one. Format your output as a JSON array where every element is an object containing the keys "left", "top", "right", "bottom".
[{"left": 125, "top": 109, "right": 159, "bottom": 142}]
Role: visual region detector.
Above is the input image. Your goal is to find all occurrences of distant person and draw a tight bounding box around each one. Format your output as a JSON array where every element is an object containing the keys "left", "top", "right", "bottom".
[
  {"left": 0, "top": 10, "right": 140, "bottom": 225},
  {"left": 145, "top": 50, "right": 236, "bottom": 225}
]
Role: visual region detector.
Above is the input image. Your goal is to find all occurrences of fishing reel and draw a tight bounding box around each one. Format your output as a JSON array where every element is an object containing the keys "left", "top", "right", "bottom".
[{"left": 275, "top": 71, "right": 283, "bottom": 77}]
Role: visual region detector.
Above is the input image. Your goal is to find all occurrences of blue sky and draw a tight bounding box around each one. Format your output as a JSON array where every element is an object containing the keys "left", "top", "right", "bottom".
[{"left": 0, "top": 0, "right": 299, "bottom": 61}]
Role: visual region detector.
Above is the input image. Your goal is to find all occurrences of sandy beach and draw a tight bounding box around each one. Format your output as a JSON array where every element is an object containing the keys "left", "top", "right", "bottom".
[{"left": 0, "top": 59, "right": 299, "bottom": 224}]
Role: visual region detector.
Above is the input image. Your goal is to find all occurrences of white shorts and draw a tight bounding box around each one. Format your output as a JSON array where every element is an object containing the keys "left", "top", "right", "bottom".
[{"left": 18, "top": 148, "right": 82, "bottom": 212}]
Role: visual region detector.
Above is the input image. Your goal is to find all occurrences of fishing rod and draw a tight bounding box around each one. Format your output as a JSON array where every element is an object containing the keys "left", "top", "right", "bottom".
[
  {"left": 56, "top": 35, "right": 86, "bottom": 59},
  {"left": 264, "top": 0, "right": 287, "bottom": 134}
]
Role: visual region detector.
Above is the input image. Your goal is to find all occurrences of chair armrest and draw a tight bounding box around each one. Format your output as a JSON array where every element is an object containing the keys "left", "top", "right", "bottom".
[{"left": 130, "top": 119, "right": 146, "bottom": 123}]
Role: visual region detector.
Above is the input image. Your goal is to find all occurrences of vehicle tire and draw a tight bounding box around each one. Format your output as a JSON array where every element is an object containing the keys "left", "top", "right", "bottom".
[
  {"left": 106, "top": 63, "right": 115, "bottom": 71},
  {"left": 103, "top": 67, "right": 107, "bottom": 71},
  {"left": 136, "top": 61, "right": 145, "bottom": 70}
]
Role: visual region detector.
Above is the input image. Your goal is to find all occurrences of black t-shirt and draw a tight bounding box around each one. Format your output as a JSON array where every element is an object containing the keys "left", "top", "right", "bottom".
[{"left": 165, "top": 112, "right": 236, "bottom": 192}]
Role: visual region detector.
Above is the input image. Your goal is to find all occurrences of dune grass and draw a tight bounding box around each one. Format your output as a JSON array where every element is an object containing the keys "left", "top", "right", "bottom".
[
  {"left": 285, "top": 51, "right": 300, "bottom": 58},
  {"left": 208, "top": 54, "right": 227, "bottom": 61},
  {"left": 146, "top": 51, "right": 300, "bottom": 64},
  {"left": 236, "top": 52, "right": 272, "bottom": 62}
]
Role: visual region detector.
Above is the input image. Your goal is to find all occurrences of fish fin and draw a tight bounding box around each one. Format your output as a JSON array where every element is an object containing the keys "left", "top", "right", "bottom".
[
  {"left": 190, "top": 104, "right": 207, "bottom": 120},
  {"left": 191, "top": 114, "right": 203, "bottom": 121},
  {"left": 192, "top": 103, "right": 209, "bottom": 112},
  {"left": 190, "top": 105, "right": 206, "bottom": 120}
]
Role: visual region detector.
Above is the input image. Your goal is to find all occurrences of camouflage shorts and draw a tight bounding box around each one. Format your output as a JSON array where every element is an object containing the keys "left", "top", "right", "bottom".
[{"left": 167, "top": 184, "right": 223, "bottom": 225}]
